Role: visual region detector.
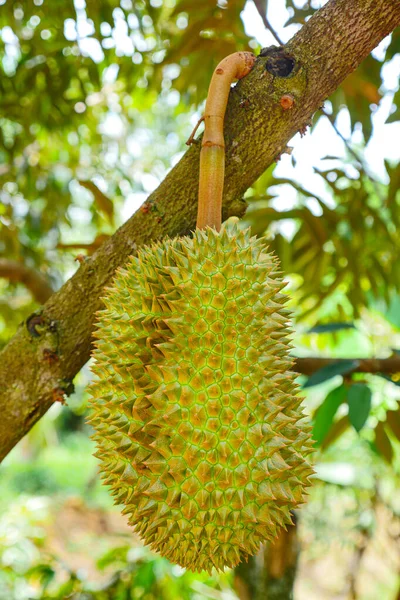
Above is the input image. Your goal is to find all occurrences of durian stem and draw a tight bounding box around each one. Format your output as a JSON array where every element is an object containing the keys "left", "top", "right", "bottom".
[{"left": 196, "top": 51, "right": 256, "bottom": 231}]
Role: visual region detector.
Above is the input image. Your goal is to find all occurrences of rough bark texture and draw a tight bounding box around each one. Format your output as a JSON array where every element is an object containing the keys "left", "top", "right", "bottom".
[
  {"left": 1, "top": 0, "right": 399, "bottom": 461},
  {"left": 234, "top": 520, "right": 299, "bottom": 600}
]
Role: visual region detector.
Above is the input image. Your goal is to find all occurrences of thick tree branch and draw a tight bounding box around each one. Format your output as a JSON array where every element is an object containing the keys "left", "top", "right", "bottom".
[
  {"left": 0, "top": 259, "right": 53, "bottom": 304},
  {"left": 1, "top": 0, "right": 399, "bottom": 461}
]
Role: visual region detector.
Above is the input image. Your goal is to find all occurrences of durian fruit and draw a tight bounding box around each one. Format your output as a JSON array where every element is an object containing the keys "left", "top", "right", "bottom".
[
  {"left": 89, "top": 220, "right": 314, "bottom": 571},
  {"left": 88, "top": 51, "right": 314, "bottom": 573}
]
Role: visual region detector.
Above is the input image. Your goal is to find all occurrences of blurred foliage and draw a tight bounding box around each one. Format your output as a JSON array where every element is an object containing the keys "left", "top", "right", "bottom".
[
  {"left": 0, "top": 491, "right": 236, "bottom": 600},
  {"left": 244, "top": 158, "right": 400, "bottom": 318},
  {"left": 2, "top": 401, "right": 400, "bottom": 599}
]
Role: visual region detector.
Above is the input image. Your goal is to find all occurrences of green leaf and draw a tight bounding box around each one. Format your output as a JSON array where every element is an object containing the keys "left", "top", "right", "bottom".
[
  {"left": 386, "top": 408, "right": 400, "bottom": 441},
  {"left": 386, "top": 296, "right": 400, "bottom": 330},
  {"left": 97, "top": 545, "right": 130, "bottom": 570},
  {"left": 347, "top": 384, "right": 372, "bottom": 432},
  {"left": 385, "top": 160, "right": 400, "bottom": 207},
  {"left": 320, "top": 416, "right": 350, "bottom": 450},
  {"left": 386, "top": 89, "right": 400, "bottom": 123},
  {"left": 79, "top": 180, "right": 114, "bottom": 225},
  {"left": 26, "top": 564, "right": 55, "bottom": 590},
  {"left": 312, "top": 384, "right": 347, "bottom": 446},
  {"left": 386, "top": 28, "right": 400, "bottom": 60},
  {"left": 374, "top": 422, "right": 394, "bottom": 464},
  {"left": 303, "top": 360, "right": 359, "bottom": 388},
  {"left": 330, "top": 55, "right": 381, "bottom": 143},
  {"left": 308, "top": 322, "right": 356, "bottom": 334}
]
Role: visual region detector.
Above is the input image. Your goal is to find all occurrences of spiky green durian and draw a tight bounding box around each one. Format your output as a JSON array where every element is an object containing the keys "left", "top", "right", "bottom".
[{"left": 88, "top": 218, "right": 314, "bottom": 573}]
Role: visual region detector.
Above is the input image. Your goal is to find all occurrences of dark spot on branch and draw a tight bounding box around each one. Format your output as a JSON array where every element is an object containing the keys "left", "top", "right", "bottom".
[
  {"left": 26, "top": 313, "right": 45, "bottom": 338},
  {"left": 52, "top": 378, "right": 75, "bottom": 404},
  {"left": 60, "top": 378, "right": 75, "bottom": 396},
  {"left": 43, "top": 349, "right": 58, "bottom": 365},
  {"left": 52, "top": 388, "right": 67, "bottom": 404},
  {"left": 260, "top": 46, "right": 296, "bottom": 77}
]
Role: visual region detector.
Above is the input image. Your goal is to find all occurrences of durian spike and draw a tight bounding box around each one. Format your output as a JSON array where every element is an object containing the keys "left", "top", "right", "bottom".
[{"left": 194, "top": 51, "right": 256, "bottom": 231}]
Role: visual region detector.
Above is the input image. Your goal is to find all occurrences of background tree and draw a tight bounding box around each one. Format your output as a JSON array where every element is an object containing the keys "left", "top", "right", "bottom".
[{"left": 1, "top": 0, "right": 400, "bottom": 598}]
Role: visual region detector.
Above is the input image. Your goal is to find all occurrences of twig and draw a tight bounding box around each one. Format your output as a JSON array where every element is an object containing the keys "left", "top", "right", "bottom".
[
  {"left": 0, "top": 259, "right": 53, "bottom": 304},
  {"left": 186, "top": 116, "right": 204, "bottom": 146},
  {"left": 320, "top": 108, "right": 385, "bottom": 202},
  {"left": 253, "top": 0, "right": 284, "bottom": 46}
]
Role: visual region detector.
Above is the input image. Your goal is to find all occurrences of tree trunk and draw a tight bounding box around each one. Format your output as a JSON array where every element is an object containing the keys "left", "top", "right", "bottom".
[
  {"left": 235, "top": 518, "right": 299, "bottom": 600},
  {"left": 1, "top": 0, "right": 399, "bottom": 460}
]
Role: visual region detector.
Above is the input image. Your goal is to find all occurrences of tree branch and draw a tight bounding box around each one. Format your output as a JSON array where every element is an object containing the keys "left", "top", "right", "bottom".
[
  {"left": 320, "top": 107, "right": 385, "bottom": 203},
  {"left": 252, "top": 0, "right": 284, "bottom": 46},
  {"left": 0, "top": 259, "right": 53, "bottom": 304},
  {"left": 78, "top": 180, "right": 114, "bottom": 225},
  {"left": 1, "top": 0, "right": 399, "bottom": 461},
  {"left": 294, "top": 355, "right": 400, "bottom": 377}
]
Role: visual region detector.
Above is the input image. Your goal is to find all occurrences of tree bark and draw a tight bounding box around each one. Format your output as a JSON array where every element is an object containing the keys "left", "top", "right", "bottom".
[
  {"left": 235, "top": 518, "right": 299, "bottom": 600},
  {"left": 295, "top": 355, "right": 400, "bottom": 377},
  {"left": 1, "top": 0, "right": 399, "bottom": 461}
]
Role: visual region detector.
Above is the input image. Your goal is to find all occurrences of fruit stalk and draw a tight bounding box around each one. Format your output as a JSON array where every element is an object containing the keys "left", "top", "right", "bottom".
[{"left": 196, "top": 51, "right": 256, "bottom": 231}]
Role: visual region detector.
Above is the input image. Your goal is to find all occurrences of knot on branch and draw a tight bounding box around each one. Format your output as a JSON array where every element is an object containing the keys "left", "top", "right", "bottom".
[
  {"left": 26, "top": 313, "right": 46, "bottom": 338},
  {"left": 260, "top": 46, "right": 296, "bottom": 78}
]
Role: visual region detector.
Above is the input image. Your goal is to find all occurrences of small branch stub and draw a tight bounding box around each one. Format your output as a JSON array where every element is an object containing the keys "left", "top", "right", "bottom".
[
  {"left": 26, "top": 313, "right": 46, "bottom": 338},
  {"left": 186, "top": 116, "right": 204, "bottom": 146},
  {"left": 53, "top": 388, "right": 67, "bottom": 404},
  {"left": 43, "top": 348, "right": 58, "bottom": 365},
  {"left": 280, "top": 94, "right": 295, "bottom": 110},
  {"left": 260, "top": 46, "right": 296, "bottom": 77}
]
